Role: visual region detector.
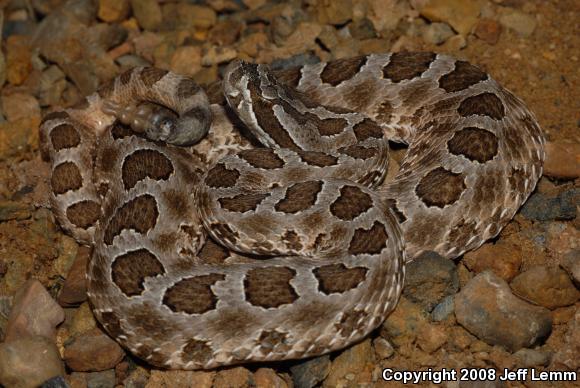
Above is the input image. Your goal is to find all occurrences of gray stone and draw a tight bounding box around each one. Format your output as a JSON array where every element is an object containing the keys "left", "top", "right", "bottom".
[
  {"left": 521, "top": 188, "right": 579, "bottom": 222},
  {"left": 290, "top": 354, "right": 331, "bottom": 388},
  {"left": 431, "top": 295, "right": 455, "bottom": 321},
  {"left": 403, "top": 251, "right": 459, "bottom": 312}
]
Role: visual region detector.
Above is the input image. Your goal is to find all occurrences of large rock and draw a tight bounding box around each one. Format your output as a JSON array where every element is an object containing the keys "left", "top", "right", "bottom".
[{"left": 455, "top": 271, "right": 552, "bottom": 352}]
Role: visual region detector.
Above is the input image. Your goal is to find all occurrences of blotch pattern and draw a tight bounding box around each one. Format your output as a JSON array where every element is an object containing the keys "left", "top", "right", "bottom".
[
  {"left": 330, "top": 185, "right": 373, "bottom": 220},
  {"left": 104, "top": 195, "right": 159, "bottom": 245},
  {"left": 52, "top": 162, "right": 82, "bottom": 194},
  {"left": 163, "top": 274, "right": 225, "bottom": 314},
  {"left": 458, "top": 92, "right": 505, "bottom": 120},
  {"left": 122, "top": 149, "right": 174, "bottom": 189},
  {"left": 382, "top": 52, "right": 436, "bottom": 82},
  {"left": 416, "top": 167, "right": 466, "bottom": 208},
  {"left": 348, "top": 222, "right": 388, "bottom": 255},
  {"left": 244, "top": 267, "right": 298, "bottom": 308},
  {"left": 112, "top": 249, "right": 165, "bottom": 296},
  {"left": 313, "top": 264, "right": 368, "bottom": 294},
  {"left": 275, "top": 181, "right": 322, "bottom": 213},
  {"left": 447, "top": 127, "right": 499, "bottom": 162}
]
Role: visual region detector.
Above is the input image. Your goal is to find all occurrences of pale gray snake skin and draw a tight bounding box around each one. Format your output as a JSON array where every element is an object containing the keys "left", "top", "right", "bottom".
[{"left": 40, "top": 52, "right": 545, "bottom": 369}]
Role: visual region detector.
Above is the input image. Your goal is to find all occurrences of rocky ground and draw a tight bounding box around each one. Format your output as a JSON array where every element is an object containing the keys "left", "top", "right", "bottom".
[{"left": 0, "top": 0, "right": 578, "bottom": 387}]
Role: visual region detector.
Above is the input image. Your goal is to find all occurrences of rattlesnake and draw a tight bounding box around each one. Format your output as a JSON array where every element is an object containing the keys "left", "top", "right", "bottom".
[{"left": 40, "top": 52, "right": 545, "bottom": 369}]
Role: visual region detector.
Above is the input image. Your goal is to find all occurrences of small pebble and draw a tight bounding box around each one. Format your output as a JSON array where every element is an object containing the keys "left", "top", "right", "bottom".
[
  {"left": 419, "top": 0, "right": 483, "bottom": 35},
  {"left": 463, "top": 241, "right": 522, "bottom": 281},
  {"left": 455, "top": 271, "right": 552, "bottom": 352},
  {"left": 422, "top": 22, "right": 455, "bottom": 45},
  {"left": 130, "top": 0, "right": 162, "bottom": 30},
  {"left": 417, "top": 324, "right": 448, "bottom": 353},
  {"left": 513, "top": 348, "right": 551, "bottom": 367},
  {"left": 58, "top": 246, "right": 90, "bottom": 307},
  {"left": 510, "top": 266, "right": 579, "bottom": 309},
  {"left": 543, "top": 142, "right": 580, "bottom": 179},
  {"left": 373, "top": 337, "right": 394, "bottom": 359},
  {"left": 474, "top": 18, "right": 502, "bottom": 44},
  {"left": 0, "top": 336, "right": 64, "bottom": 388},
  {"left": 431, "top": 295, "right": 455, "bottom": 321},
  {"left": 498, "top": 8, "right": 537, "bottom": 37},
  {"left": 98, "top": 0, "right": 130, "bottom": 23},
  {"left": 64, "top": 328, "right": 125, "bottom": 372}
]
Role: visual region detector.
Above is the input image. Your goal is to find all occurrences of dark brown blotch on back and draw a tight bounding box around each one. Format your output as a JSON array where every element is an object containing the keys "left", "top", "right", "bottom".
[
  {"left": 330, "top": 185, "right": 373, "bottom": 221},
  {"left": 177, "top": 78, "right": 201, "bottom": 99},
  {"left": 104, "top": 194, "right": 158, "bottom": 245},
  {"left": 141, "top": 67, "right": 169, "bottom": 87},
  {"left": 66, "top": 200, "right": 101, "bottom": 229},
  {"left": 416, "top": 167, "right": 466, "bottom": 208},
  {"left": 219, "top": 193, "right": 269, "bottom": 213},
  {"left": 205, "top": 163, "right": 240, "bottom": 188},
  {"left": 338, "top": 145, "right": 376, "bottom": 160},
  {"left": 297, "top": 150, "right": 338, "bottom": 167},
  {"left": 438, "top": 61, "right": 488, "bottom": 92},
  {"left": 52, "top": 162, "right": 82, "bottom": 194},
  {"left": 244, "top": 266, "right": 298, "bottom": 308},
  {"left": 382, "top": 52, "right": 436, "bottom": 82},
  {"left": 238, "top": 148, "right": 284, "bottom": 169},
  {"left": 275, "top": 181, "right": 322, "bottom": 214},
  {"left": 313, "top": 264, "right": 368, "bottom": 294},
  {"left": 458, "top": 92, "right": 505, "bottom": 120},
  {"left": 317, "top": 117, "right": 348, "bottom": 136},
  {"left": 320, "top": 56, "right": 367, "bottom": 87},
  {"left": 50, "top": 123, "right": 81, "bottom": 151},
  {"left": 122, "top": 149, "right": 174, "bottom": 190},
  {"left": 273, "top": 66, "right": 303, "bottom": 89},
  {"left": 163, "top": 273, "right": 225, "bottom": 314},
  {"left": 353, "top": 118, "right": 383, "bottom": 141},
  {"left": 348, "top": 221, "right": 388, "bottom": 255},
  {"left": 112, "top": 249, "right": 165, "bottom": 296},
  {"left": 447, "top": 127, "right": 499, "bottom": 163},
  {"left": 182, "top": 339, "right": 214, "bottom": 364}
]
